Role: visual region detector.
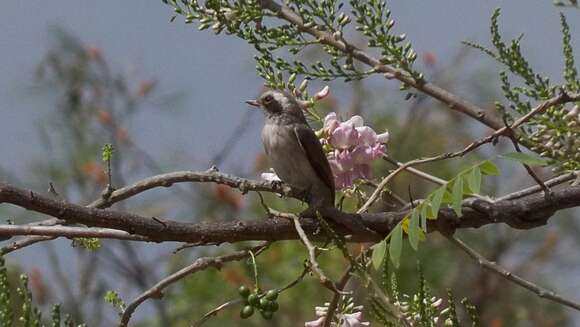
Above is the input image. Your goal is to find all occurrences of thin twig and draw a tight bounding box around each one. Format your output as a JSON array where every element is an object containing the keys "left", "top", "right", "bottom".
[
  {"left": 0, "top": 225, "right": 151, "bottom": 241},
  {"left": 258, "top": 0, "right": 503, "bottom": 130},
  {"left": 194, "top": 264, "right": 311, "bottom": 327},
  {"left": 496, "top": 171, "right": 579, "bottom": 201},
  {"left": 501, "top": 115, "right": 552, "bottom": 198},
  {"left": 382, "top": 154, "right": 447, "bottom": 186},
  {"left": 119, "top": 242, "right": 270, "bottom": 326},
  {"left": 291, "top": 215, "right": 343, "bottom": 294},
  {"left": 448, "top": 236, "right": 580, "bottom": 312},
  {"left": 0, "top": 236, "right": 55, "bottom": 255},
  {"left": 359, "top": 92, "right": 580, "bottom": 212},
  {"left": 323, "top": 264, "right": 355, "bottom": 327},
  {"left": 192, "top": 299, "right": 243, "bottom": 327}
]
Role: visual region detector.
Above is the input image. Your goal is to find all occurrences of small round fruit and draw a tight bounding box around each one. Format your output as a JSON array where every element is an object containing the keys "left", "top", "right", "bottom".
[
  {"left": 269, "top": 301, "right": 279, "bottom": 312},
  {"left": 265, "top": 290, "right": 278, "bottom": 301},
  {"left": 238, "top": 286, "right": 250, "bottom": 298},
  {"left": 240, "top": 305, "right": 254, "bottom": 319},
  {"left": 260, "top": 310, "right": 273, "bottom": 320},
  {"left": 259, "top": 297, "right": 270, "bottom": 309},
  {"left": 248, "top": 294, "right": 260, "bottom": 306}
]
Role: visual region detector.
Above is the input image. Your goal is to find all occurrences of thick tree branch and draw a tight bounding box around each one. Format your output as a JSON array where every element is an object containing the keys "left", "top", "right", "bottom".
[
  {"left": 0, "top": 169, "right": 301, "bottom": 253},
  {"left": 2, "top": 178, "right": 580, "bottom": 244}
]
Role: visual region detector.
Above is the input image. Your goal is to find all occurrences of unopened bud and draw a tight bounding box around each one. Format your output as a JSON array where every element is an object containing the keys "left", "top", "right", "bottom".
[
  {"left": 338, "top": 13, "right": 351, "bottom": 26},
  {"left": 298, "top": 79, "right": 309, "bottom": 93},
  {"left": 313, "top": 85, "right": 330, "bottom": 100}
]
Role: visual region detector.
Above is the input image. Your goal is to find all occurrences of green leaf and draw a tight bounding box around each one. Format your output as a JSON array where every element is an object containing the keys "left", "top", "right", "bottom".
[
  {"left": 467, "top": 166, "right": 482, "bottom": 194},
  {"left": 420, "top": 203, "right": 428, "bottom": 231},
  {"left": 429, "top": 185, "right": 446, "bottom": 220},
  {"left": 408, "top": 209, "right": 419, "bottom": 250},
  {"left": 479, "top": 160, "right": 500, "bottom": 175},
  {"left": 500, "top": 152, "right": 549, "bottom": 166},
  {"left": 102, "top": 143, "right": 114, "bottom": 162},
  {"left": 389, "top": 223, "right": 403, "bottom": 269},
  {"left": 451, "top": 178, "right": 464, "bottom": 217},
  {"left": 372, "top": 240, "right": 387, "bottom": 270}
]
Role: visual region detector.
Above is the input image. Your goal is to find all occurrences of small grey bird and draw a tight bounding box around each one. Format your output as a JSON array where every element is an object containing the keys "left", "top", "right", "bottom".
[{"left": 246, "top": 90, "right": 335, "bottom": 212}]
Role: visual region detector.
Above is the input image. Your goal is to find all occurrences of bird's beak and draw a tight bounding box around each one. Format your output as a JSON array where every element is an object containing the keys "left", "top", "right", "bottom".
[{"left": 245, "top": 99, "right": 260, "bottom": 108}]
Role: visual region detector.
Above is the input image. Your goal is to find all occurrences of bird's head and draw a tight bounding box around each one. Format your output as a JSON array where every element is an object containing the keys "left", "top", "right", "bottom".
[{"left": 246, "top": 90, "right": 306, "bottom": 123}]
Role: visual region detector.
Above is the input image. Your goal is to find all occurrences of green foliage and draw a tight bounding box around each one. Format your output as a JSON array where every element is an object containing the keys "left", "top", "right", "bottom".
[
  {"left": 560, "top": 13, "right": 579, "bottom": 93},
  {"left": 373, "top": 161, "right": 499, "bottom": 269},
  {"left": 0, "top": 257, "right": 13, "bottom": 327},
  {"left": 465, "top": 9, "right": 580, "bottom": 170},
  {"left": 499, "top": 151, "right": 549, "bottom": 166},
  {"left": 554, "top": 0, "right": 579, "bottom": 9},
  {"left": 368, "top": 263, "right": 480, "bottom": 326},
  {"left": 101, "top": 144, "right": 114, "bottom": 163},
  {"left": 0, "top": 257, "right": 84, "bottom": 327},
  {"left": 388, "top": 223, "right": 403, "bottom": 268},
  {"left": 163, "top": 0, "right": 422, "bottom": 90},
  {"left": 104, "top": 290, "right": 125, "bottom": 312},
  {"left": 70, "top": 238, "right": 101, "bottom": 251}
]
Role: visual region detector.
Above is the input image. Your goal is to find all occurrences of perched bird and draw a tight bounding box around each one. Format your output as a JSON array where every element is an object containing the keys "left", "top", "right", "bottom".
[{"left": 246, "top": 90, "right": 335, "bottom": 213}]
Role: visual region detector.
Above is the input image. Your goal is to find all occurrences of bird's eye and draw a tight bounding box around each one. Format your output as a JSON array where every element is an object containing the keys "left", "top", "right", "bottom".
[{"left": 263, "top": 95, "right": 274, "bottom": 104}]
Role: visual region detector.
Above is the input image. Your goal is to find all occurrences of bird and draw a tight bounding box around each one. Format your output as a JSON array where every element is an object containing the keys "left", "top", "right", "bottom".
[{"left": 246, "top": 89, "right": 335, "bottom": 214}]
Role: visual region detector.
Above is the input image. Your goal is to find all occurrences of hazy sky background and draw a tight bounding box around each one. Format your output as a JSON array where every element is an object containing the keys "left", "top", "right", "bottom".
[{"left": 1, "top": 0, "right": 579, "bottom": 325}]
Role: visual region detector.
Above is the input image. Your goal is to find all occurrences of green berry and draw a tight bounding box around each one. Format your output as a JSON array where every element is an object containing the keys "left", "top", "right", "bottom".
[
  {"left": 238, "top": 286, "right": 250, "bottom": 298},
  {"left": 259, "top": 297, "right": 270, "bottom": 309},
  {"left": 260, "top": 310, "right": 273, "bottom": 320},
  {"left": 240, "top": 305, "right": 254, "bottom": 319},
  {"left": 248, "top": 294, "right": 260, "bottom": 306},
  {"left": 269, "top": 301, "right": 279, "bottom": 312},
  {"left": 265, "top": 290, "right": 278, "bottom": 301}
]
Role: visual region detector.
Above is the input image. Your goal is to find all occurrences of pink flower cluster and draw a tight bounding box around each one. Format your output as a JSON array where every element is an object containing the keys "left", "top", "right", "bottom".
[
  {"left": 321, "top": 112, "right": 389, "bottom": 190},
  {"left": 305, "top": 305, "right": 370, "bottom": 327}
]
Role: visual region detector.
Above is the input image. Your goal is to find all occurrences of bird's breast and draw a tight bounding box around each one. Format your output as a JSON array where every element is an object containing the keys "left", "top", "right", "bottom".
[{"left": 261, "top": 123, "right": 315, "bottom": 189}]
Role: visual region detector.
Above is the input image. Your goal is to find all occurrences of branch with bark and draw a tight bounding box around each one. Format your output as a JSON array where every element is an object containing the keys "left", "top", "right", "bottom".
[{"left": 1, "top": 170, "right": 579, "bottom": 246}]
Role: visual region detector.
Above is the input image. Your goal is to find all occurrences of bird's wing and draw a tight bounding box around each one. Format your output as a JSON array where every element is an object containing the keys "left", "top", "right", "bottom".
[{"left": 293, "top": 125, "right": 336, "bottom": 196}]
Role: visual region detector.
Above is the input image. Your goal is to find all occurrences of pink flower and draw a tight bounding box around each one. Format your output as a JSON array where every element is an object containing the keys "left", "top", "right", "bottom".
[
  {"left": 352, "top": 164, "right": 371, "bottom": 180},
  {"left": 330, "top": 123, "right": 359, "bottom": 149},
  {"left": 371, "top": 143, "right": 386, "bottom": 159},
  {"left": 318, "top": 112, "right": 389, "bottom": 189},
  {"left": 335, "top": 171, "right": 353, "bottom": 189},
  {"left": 346, "top": 115, "right": 364, "bottom": 127},
  {"left": 355, "top": 126, "right": 378, "bottom": 146},
  {"left": 350, "top": 146, "right": 374, "bottom": 164},
  {"left": 323, "top": 112, "right": 340, "bottom": 133},
  {"left": 314, "top": 85, "right": 330, "bottom": 100},
  {"left": 305, "top": 317, "right": 326, "bottom": 327},
  {"left": 377, "top": 130, "right": 390, "bottom": 143},
  {"left": 304, "top": 306, "right": 370, "bottom": 327},
  {"left": 342, "top": 312, "right": 370, "bottom": 327}
]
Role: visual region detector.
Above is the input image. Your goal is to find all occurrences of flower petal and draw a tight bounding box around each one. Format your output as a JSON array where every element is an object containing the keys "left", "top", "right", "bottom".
[
  {"left": 352, "top": 164, "right": 371, "bottom": 180},
  {"left": 377, "top": 130, "right": 390, "bottom": 143},
  {"left": 323, "top": 112, "right": 340, "bottom": 133},
  {"left": 346, "top": 115, "right": 364, "bottom": 127},
  {"left": 305, "top": 317, "right": 326, "bottom": 327},
  {"left": 330, "top": 124, "right": 359, "bottom": 149},
  {"left": 351, "top": 146, "right": 374, "bottom": 164},
  {"left": 355, "top": 126, "right": 378, "bottom": 146},
  {"left": 314, "top": 85, "right": 330, "bottom": 100}
]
